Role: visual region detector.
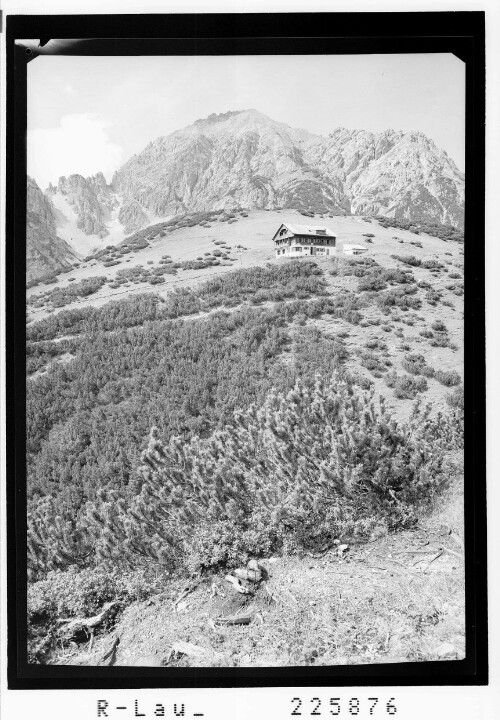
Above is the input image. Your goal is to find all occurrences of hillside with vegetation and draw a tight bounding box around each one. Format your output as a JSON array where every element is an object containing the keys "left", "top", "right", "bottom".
[{"left": 26, "top": 210, "right": 464, "bottom": 666}]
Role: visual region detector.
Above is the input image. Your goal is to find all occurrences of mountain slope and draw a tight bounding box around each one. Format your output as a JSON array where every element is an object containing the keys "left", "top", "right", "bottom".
[
  {"left": 112, "top": 110, "right": 351, "bottom": 219},
  {"left": 26, "top": 176, "right": 78, "bottom": 281},
  {"left": 111, "top": 110, "right": 464, "bottom": 228},
  {"left": 46, "top": 172, "right": 170, "bottom": 254},
  {"left": 346, "top": 132, "right": 464, "bottom": 227},
  {"left": 37, "top": 110, "right": 465, "bottom": 262},
  {"left": 52, "top": 174, "right": 110, "bottom": 237}
]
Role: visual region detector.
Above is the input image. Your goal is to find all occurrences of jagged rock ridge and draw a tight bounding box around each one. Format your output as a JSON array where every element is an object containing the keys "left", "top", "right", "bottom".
[
  {"left": 33, "top": 110, "right": 464, "bottom": 273},
  {"left": 45, "top": 170, "right": 163, "bottom": 250},
  {"left": 26, "top": 176, "right": 78, "bottom": 281},
  {"left": 111, "top": 110, "right": 465, "bottom": 228},
  {"left": 47, "top": 172, "right": 113, "bottom": 238}
]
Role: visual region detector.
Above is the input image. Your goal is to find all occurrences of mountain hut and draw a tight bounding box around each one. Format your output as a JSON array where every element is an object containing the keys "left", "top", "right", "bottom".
[{"left": 272, "top": 223, "right": 337, "bottom": 258}]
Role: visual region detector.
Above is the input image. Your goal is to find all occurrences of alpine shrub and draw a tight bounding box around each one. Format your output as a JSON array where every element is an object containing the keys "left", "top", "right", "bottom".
[
  {"left": 402, "top": 354, "right": 435, "bottom": 378},
  {"left": 388, "top": 373, "right": 429, "bottom": 399},
  {"left": 28, "top": 374, "right": 463, "bottom": 576},
  {"left": 358, "top": 272, "right": 387, "bottom": 292},
  {"left": 378, "top": 285, "right": 422, "bottom": 311},
  {"left": 432, "top": 320, "right": 447, "bottom": 332},
  {"left": 446, "top": 384, "right": 464, "bottom": 410},
  {"left": 435, "top": 369, "right": 461, "bottom": 387},
  {"left": 391, "top": 255, "right": 422, "bottom": 267}
]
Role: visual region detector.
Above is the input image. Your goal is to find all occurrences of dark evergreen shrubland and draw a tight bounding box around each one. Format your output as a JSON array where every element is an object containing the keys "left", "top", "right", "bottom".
[
  {"left": 27, "top": 262, "right": 326, "bottom": 341},
  {"left": 28, "top": 373, "right": 462, "bottom": 580},
  {"left": 357, "top": 266, "right": 414, "bottom": 292},
  {"left": 391, "top": 254, "right": 422, "bottom": 267},
  {"left": 332, "top": 256, "right": 380, "bottom": 278},
  {"left": 377, "top": 285, "right": 422, "bottom": 311},
  {"left": 25, "top": 252, "right": 464, "bottom": 663},
  {"left": 26, "top": 340, "right": 72, "bottom": 375},
  {"left": 27, "top": 273, "right": 362, "bottom": 576},
  {"left": 375, "top": 216, "right": 464, "bottom": 243},
  {"left": 28, "top": 276, "right": 107, "bottom": 310}
]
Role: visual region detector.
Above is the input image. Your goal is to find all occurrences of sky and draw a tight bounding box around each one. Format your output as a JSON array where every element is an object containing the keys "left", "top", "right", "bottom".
[{"left": 27, "top": 53, "right": 465, "bottom": 188}]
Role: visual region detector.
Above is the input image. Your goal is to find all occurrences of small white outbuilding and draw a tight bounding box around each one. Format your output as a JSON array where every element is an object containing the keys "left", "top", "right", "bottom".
[
  {"left": 272, "top": 223, "right": 337, "bottom": 258},
  {"left": 343, "top": 244, "right": 368, "bottom": 256}
]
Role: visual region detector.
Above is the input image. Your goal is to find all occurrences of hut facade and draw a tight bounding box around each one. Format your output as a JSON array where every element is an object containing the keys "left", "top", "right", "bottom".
[{"left": 272, "top": 223, "right": 337, "bottom": 258}]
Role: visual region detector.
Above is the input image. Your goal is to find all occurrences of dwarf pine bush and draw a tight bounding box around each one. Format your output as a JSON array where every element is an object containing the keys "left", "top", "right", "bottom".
[
  {"left": 402, "top": 354, "right": 436, "bottom": 378},
  {"left": 392, "top": 373, "right": 429, "bottom": 399},
  {"left": 28, "top": 373, "right": 463, "bottom": 577},
  {"left": 435, "top": 369, "right": 461, "bottom": 387},
  {"left": 391, "top": 254, "right": 422, "bottom": 267},
  {"left": 378, "top": 285, "right": 422, "bottom": 311},
  {"left": 27, "top": 565, "right": 165, "bottom": 663},
  {"left": 446, "top": 384, "right": 464, "bottom": 410},
  {"left": 432, "top": 319, "right": 447, "bottom": 332},
  {"left": 358, "top": 272, "right": 387, "bottom": 292}
]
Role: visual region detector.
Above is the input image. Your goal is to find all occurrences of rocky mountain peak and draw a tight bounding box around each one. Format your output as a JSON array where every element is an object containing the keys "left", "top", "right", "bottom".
[
  {"left": 87, "top": 171, "right": 108, "bottom": 191},
  {"left": 39, "top": 110, "right": 465, "bottom": 257},
  {"left": 192, "top": 109, "right": 249, "bottom": 128},
  {"left": 108, "top": 113, "right": 464, "bottom": 227},
  {"left": 26, "top": 176, "right": 78, "bottom": 281},
  {"left": 54, "top": 173, "right": 110, "bottom": 238}
]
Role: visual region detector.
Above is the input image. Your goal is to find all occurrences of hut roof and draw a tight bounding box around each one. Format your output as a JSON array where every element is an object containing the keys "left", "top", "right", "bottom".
[{"left": 273, "top": 223, "right": 337, "bottom": 240}]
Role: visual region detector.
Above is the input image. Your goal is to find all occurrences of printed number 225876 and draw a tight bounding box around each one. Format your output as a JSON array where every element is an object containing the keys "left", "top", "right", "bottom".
[{"left": 291, "top": 697, "right": 397, "bottom": 716}]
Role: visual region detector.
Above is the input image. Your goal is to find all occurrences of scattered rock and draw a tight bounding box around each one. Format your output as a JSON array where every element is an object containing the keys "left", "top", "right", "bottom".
[
  {"left": 248, "top": 559, "right": 261, "bottom": 574},
  {"left": 234, "top": 565, "right": 262, "bottom": 583},
  {"left": 217, "top": 611, "right": 254, "bottom": 626},
  {"left": 225, "top": 574, "right": 252, "bottom": 595},
  {"left": 226, "top": 559, "right": 266, "bottom": 594}
]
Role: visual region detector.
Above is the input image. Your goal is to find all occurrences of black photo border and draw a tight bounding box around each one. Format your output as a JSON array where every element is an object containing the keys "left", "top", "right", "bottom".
[{"left": 5, "top": 11, "right": 486, "bottom": 690}]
